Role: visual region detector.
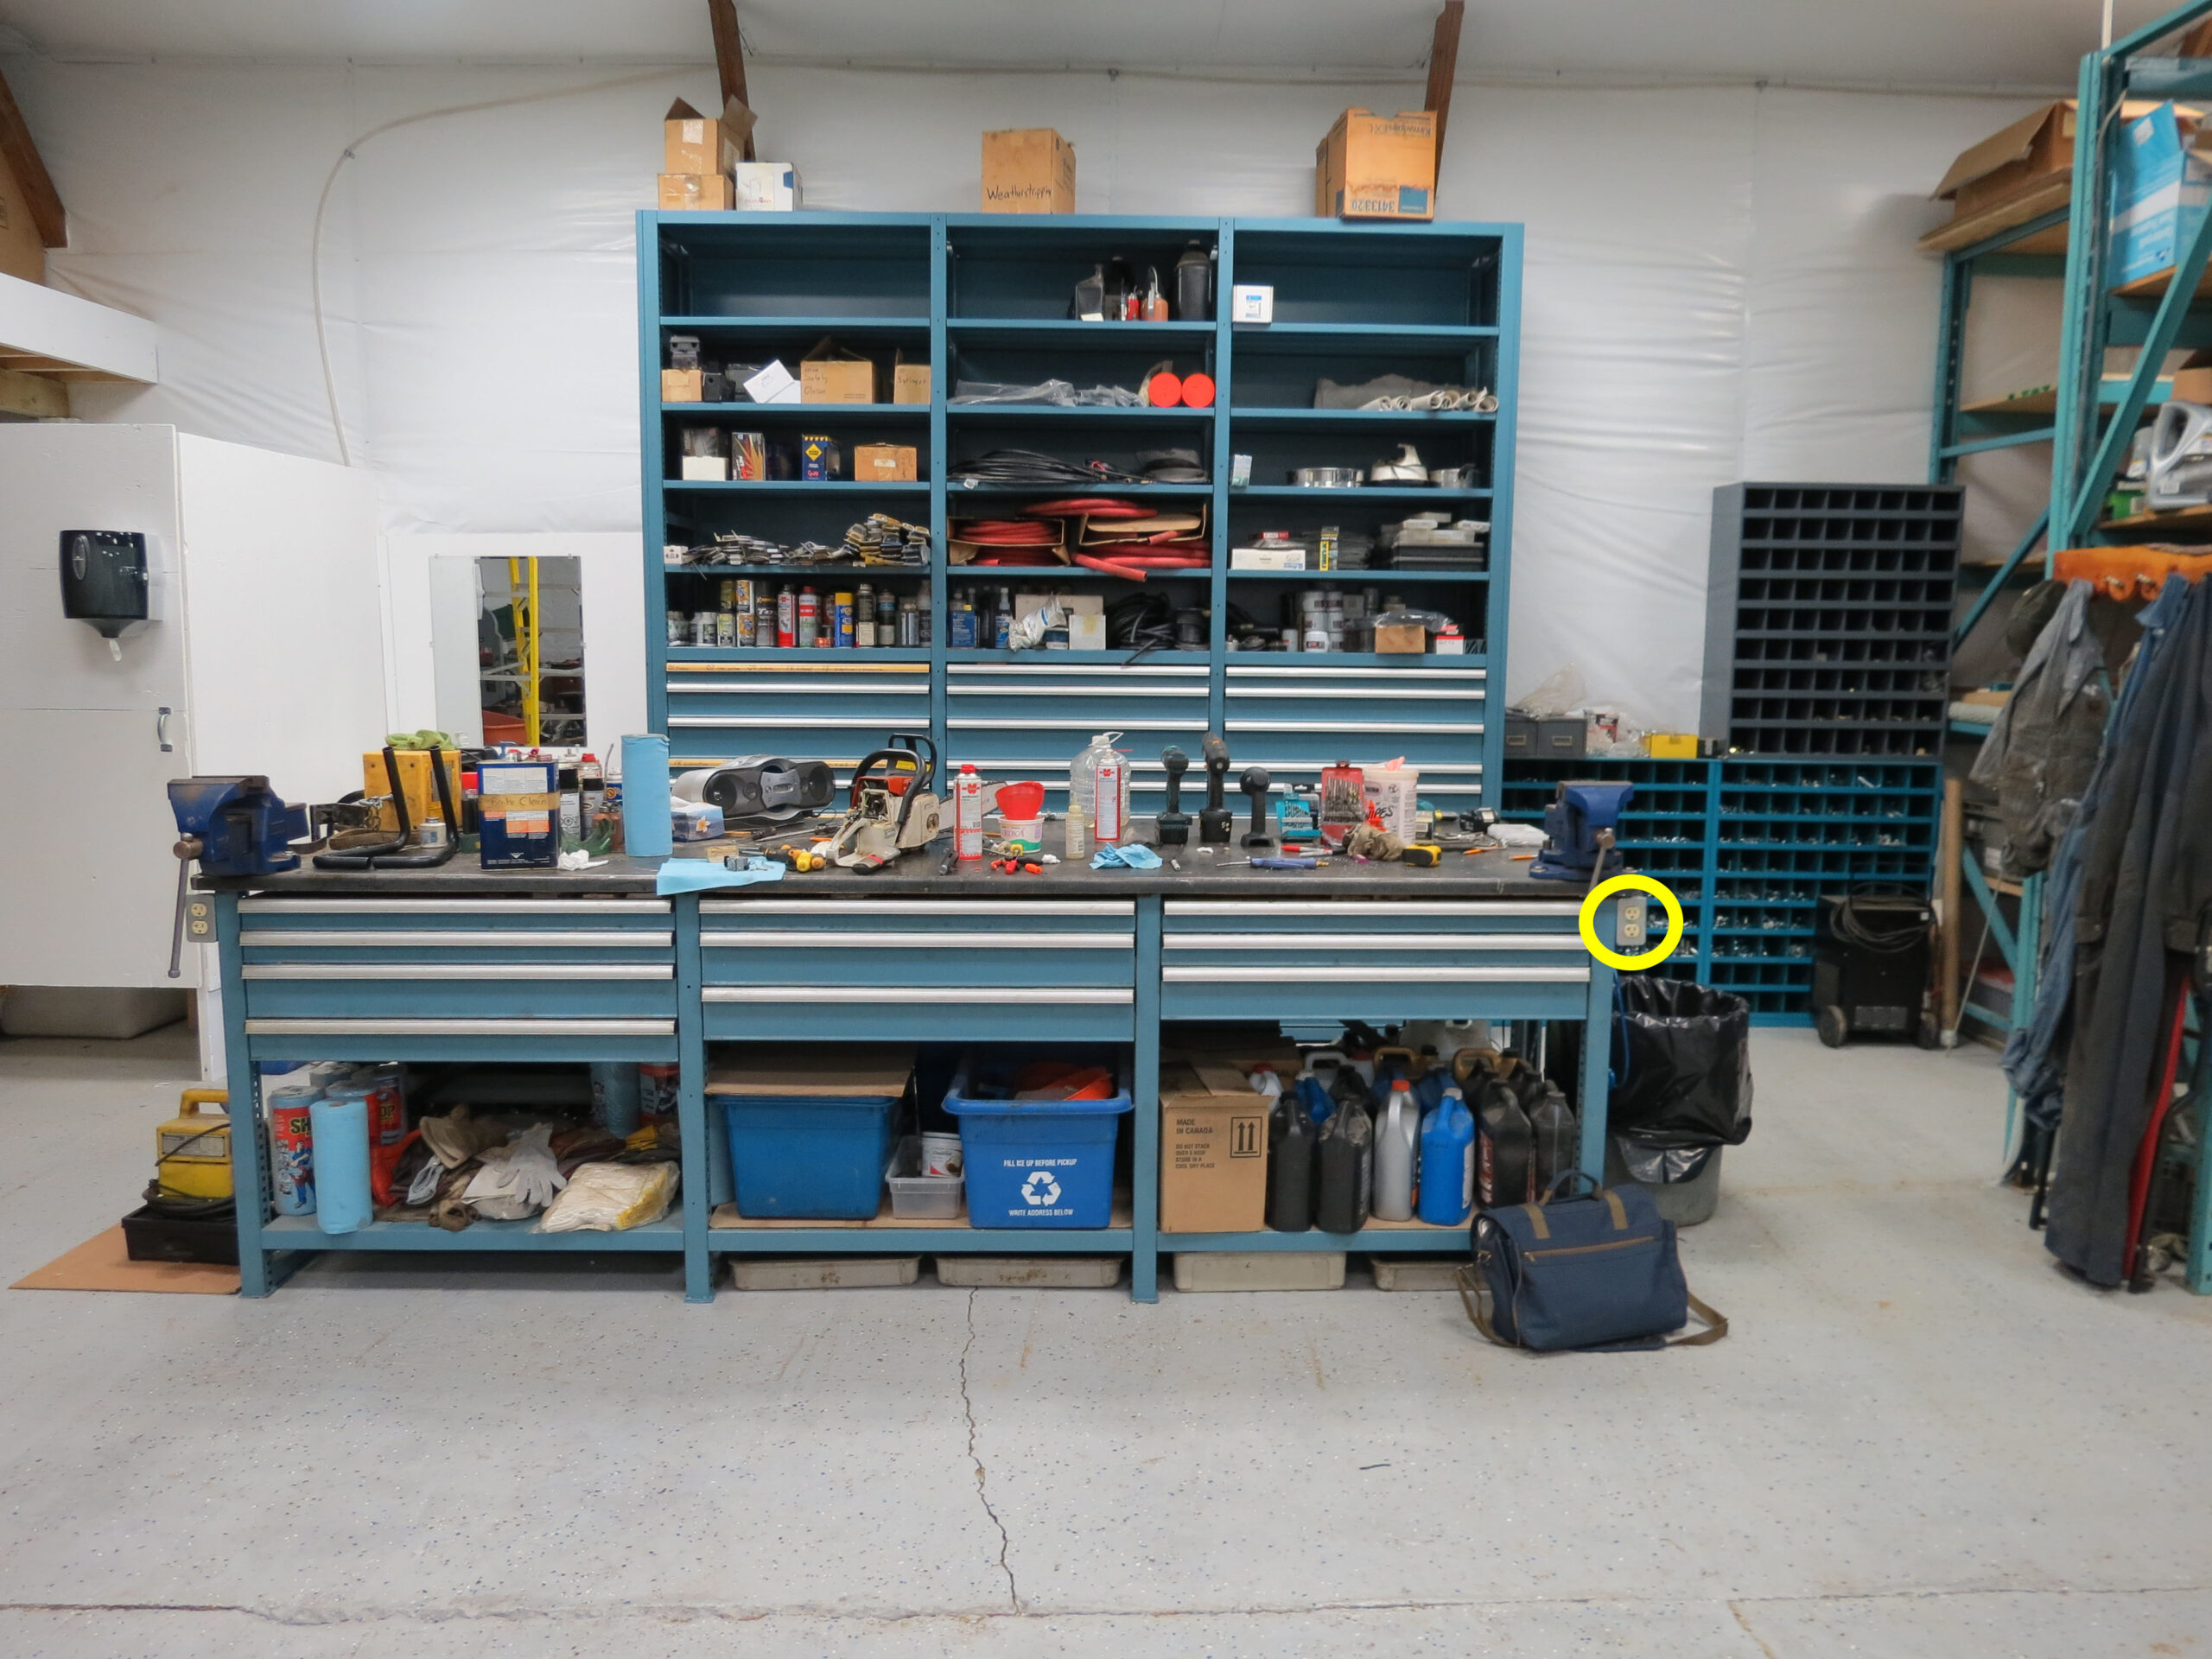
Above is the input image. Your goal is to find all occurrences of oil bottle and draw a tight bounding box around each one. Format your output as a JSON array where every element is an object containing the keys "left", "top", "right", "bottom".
[
  {"left": 1315, "top": 1090, "right": 1372, "bottom": 1234},
  {"left": 1371, "top": 1078, "right": 1419, "bottom": 1221},
  {"left": 1528, "top": 1082, "right": 1580, "bottom": 1203},
  {"left": 1267, "top": 1080, "right": 1318, "bottom": 1231},
  {"left": 1297, "top": 1068, "right": 1334, "bottom": 1130},
  {"left": 1416, "top": 1084, "right": 1476, "bottom": 1226},
  {"left": 1476, "top": 1076, "right": 1534, "bottom": 1210}
]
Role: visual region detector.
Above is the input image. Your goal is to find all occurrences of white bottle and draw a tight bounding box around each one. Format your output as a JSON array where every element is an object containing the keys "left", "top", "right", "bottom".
[
  {"left": 953, "top": 764, "right": 985, "bottom": 861},
  {"left": 1372, "top": 1078, "right": 1419, "bottom": 1222},
  {"left": 1065, "top": 802, "right": 1089, "bottom": 860}
]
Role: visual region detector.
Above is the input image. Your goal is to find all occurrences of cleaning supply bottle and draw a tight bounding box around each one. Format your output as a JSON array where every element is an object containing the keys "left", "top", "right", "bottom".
[
  {"left": 1476, "top": 1076, "right": 1535, "bottom": 1211},
  {"left": 1070, "top": 732, "right": 1123, "bottom": 848},
  {"left": 1297, "top": 1068, "right": 1334, "bottom": 1131},
  {"left": 1528, "top": 1083, "right": 1580, "bottom": 1203},
  {"left": 1268, "top": 1086, "right": 1317, "bottom": 1231},
  {"left": 1372, "top": 1078, "right": 1419, "bottom": 1221},
  {"left": 953, "top": 764, "right": 985, "bottom": 861},
  {"left": 1315, "top": 1090, "right": 1372, "bottom": 1234},
  {"left": 1417, "top": 1084, "right": 1477, "bottom": 1226}
]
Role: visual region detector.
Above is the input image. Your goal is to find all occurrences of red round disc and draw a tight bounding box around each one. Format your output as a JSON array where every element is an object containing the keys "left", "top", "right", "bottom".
[
  {"left": 1179, "top": 371, "right": 1216, "bottom": 409},
  {"left": 1147, "top": 372, "right": 1184, "bottom": 408}
]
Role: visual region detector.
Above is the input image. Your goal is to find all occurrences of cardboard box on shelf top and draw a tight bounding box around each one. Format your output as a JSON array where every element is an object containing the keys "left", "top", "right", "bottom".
[
  {"left": 663, "top": 96, "right": 754, "bottom": 175},
  {"left": 658, "top": 173, "right": 734, "bottom": 211},
  {"left": 982, "top": 128, "right": 1076, "bottom": 213},
  {"left": 1316, "top": 108, "right": 1436, "bottom": 221},
  {"left": 2111, "top": 101, "right": 2212, "bottom": 289},
  {"left": 801, "top": 339, "right": 878, "bottom": 403},
  {"left": 1920, "top": 99, "right": 2181, "bottom": 253}
]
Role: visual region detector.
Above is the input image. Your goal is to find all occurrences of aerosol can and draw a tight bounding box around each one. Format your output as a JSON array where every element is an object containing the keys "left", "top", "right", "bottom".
[
  {"left": 1372, "top": 1078, "right": 1420, "bottom": 1221},
  {"left": 953, "top": 764, "right": 985, "bottom": 861}
]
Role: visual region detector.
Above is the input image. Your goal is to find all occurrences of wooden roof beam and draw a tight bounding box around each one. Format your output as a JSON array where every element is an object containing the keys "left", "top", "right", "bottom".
[
  {"left": 1426, "top": 0, "right": 1465, "bottom": 175},
  {"left": 0, "top": 61, "right": 65, "bottom": 248},
  {"left": 708, "top": 0, "right": 756, "bottom": 162}
]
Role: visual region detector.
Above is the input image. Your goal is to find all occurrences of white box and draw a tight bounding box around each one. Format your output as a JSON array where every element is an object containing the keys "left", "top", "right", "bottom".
[
  {"left": 1068, "top": 613, "right": 1107, "bottom": 650},
  {"left": 1230, "top": 284, "right": 1274, "bottom": 324},
  {"left": 1232, "top": 544, "right": 1306, "bottom": 570},
  {"left": 733, "top": 162, "right": 802, "bottom": 212},
  {"left": 680, "top": 455, "right": 729, "bottom": 481},
  {"left": 743, "top": 359, "right": 800, "bottom": 404}
]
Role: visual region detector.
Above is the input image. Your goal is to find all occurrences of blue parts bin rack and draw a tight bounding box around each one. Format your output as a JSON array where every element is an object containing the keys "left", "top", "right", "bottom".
[
  {"left": 942, "top": 1051, "right": 1134, "bottom": 1230},
  {"left": 639, "top": 211, "right": 1521, "bottom": 818},
  {"left": 718, "top": 1090, "right": 901, "bottom": 1219}
]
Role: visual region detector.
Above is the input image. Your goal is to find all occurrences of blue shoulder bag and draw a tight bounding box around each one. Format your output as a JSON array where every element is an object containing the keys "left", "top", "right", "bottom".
[{"left": 1457, "top": 1173, "right": 1726, "bottom": 1352}]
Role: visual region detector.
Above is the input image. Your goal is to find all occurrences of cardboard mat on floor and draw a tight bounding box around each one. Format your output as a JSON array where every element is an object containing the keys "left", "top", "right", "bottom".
[{"left": 11, "top": 1227, "right": 238, "bottom": 1294}]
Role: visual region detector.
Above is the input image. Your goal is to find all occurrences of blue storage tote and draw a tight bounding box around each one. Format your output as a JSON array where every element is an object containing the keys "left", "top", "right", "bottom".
[
  {"left": 708, "top": 1047, "right": 912, "bottom": 1220},
  {"left": 942, "top": 1051, "right": 1133, "bottom": 1230}
]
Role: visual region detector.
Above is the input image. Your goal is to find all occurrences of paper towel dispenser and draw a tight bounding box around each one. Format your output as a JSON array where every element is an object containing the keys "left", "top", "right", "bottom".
[{"left": 60, "top": 530, "right": 159, "bottom": 658}]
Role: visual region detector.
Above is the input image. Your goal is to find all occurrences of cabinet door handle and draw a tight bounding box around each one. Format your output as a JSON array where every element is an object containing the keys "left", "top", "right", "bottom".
[{"left": 156, "top": 707, "right": 174, "bottom": 753}]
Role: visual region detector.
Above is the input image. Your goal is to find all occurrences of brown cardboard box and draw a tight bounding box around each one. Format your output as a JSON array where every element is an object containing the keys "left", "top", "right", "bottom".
[
  {"left": 1373, "top": 621, "right": 1427, "bottom": 654},
  {"left": 1159, "top": 1059, "right": 1272, "bottom": 1233},
  {"left": 2171, "top": 353, "right": 2212, "bottom": 404},
  {"left": 893, "top": 355, "right": 931, "bottom": 404},
  {"left": 0, "top": 150, "right": 46, "bottom": 285},
  {"left": 854, "top": 443, "right": 918, "bottom": 482},
  {"left": 982, "top": 128, "right": 1076, "bottom": 213},
  {"left": 661, "top": 367, "right": 704, "bottom": 403},
  {"left": 801, "top": 339, "right": 878, "bottom": 404},
  {"left": 1316, "top": 109, "right": 1436, "bottom": 221},
  {"left": 1922, "top": 99, "right": 2180, "bottom": 252},
  {"left": 658, "top": 172, "right": 734, "bottom": 211},
  {"left": 664, "top": 97, "right": 754, "bottom": 175},
  {"left": 706, "top": 1046, "right": 914, "bottom": 1097}
]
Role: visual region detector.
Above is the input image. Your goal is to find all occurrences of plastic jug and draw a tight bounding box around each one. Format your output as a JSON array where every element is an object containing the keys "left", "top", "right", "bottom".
[
  {"left": 1372, "top": 1079, "right": 1419, "bottom": 1221},
  {"left": 1528, "top": 1083, "right": 1580, "bottom": 1201},
  {"left": 1267, "top": 1090, "right": 1317, "bottom": 1231},
  {"left": 1071, "top": 732, "right": 1130, "bottom": 846},
  {"left": 1417, "top": 1085, "right": 1476, "bottom": 1226},
  {"left": 1295, "top": 1068, "right": 1334, "bottom": 1130},
  {"left": 1315, "top": 1092, "right": 1372, "bottom": 1234},
  {"left": 1476, "top": 1076, "right": 1534, "bottom": 1210}
]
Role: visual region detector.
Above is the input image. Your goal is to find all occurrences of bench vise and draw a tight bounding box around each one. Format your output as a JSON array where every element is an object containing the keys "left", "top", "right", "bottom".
[{"left": 1529, "top": 779, "right": 1633, "bottom": 886}]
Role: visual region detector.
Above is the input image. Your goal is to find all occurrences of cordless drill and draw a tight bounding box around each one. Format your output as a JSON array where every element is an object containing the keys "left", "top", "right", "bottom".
[
  {"left": 1198, "top": 733, "right": 1234, "bottom": 846},
  {"left": 1156, "top": 746, "right": 1192, "bottom": 847},
  {"left": 1240, "top": 766, "right": 1275, "bottom": 850}
]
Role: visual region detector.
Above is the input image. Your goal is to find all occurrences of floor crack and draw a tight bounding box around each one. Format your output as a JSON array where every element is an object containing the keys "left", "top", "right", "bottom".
[
  {"left": 960, "top": 1287, "right": 1020, "bottom": 1612},
  {"left": 1727, "top": 1599, "right": 1783, "bottom": 1659}
]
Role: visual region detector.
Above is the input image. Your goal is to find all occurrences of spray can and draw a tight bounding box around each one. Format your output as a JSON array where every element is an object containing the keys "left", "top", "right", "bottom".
[
  {"left": 775, "top": 585, "right": 796, "bottom": 649},
  {"left": 834, "top": 590, "right": 855, "bottom": 649},
  {"left": 1094, "top": 750, "right": 1126, "bottom": 843},
  {"left": 954, "top": 763, "right": 986, "bottom": 860},
  {"left": 266, "top": 1084, "right": 318, "bottom": 1216},
  {"left": 365, "top": 1063, "right": 408, "bottom": 1205},
  {"left": 797, "top": 586, "right": 820, "bottom": 648},
  {"left": 855, "top": 583, "right": 876, "bottom": 648}
]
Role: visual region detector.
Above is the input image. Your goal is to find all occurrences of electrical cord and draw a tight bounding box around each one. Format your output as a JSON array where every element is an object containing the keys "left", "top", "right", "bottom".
[
  {"left": 950, "top": 449, "right": 1145, "bottom": 486},
  {"left": 1830, "top": 887, "right": 1929, "bottom": 955}
]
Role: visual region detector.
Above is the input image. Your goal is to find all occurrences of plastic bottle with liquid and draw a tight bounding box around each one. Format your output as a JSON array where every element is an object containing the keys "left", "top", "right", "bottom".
[
  {"left": 953, "top": 764, "right": 985, "bottom": 861},
  {"left": 1527, "top": 1082, "right": 1580, "bottom": 1203},
  {"left": 1297, "top": 1068, "right": 1334, "bottom": 1131},
  {"left": 1315, "top": 1090, "right": 1373, "bottom": 1234},
  {"left": 1070, "top": 733, "right": 1130, "bottom": 846},
  {"left": 1476, "top": 1076, "right": 1535, "bottom": 1211},
  {"left": 1417, "top": 1084, "right": 1477, "bottom": 1226},
  {"left": 1372, "top": 1078, "right": 1420, "bottom": 1221},
  {"left": 1267, "top": 1086, "right": 1317, "bottom": 1231}
]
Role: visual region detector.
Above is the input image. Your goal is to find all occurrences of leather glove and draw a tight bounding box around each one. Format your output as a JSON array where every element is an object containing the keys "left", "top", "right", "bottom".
[{"left": 464, "top": 1123, "right": 567, "bottom": 1218}]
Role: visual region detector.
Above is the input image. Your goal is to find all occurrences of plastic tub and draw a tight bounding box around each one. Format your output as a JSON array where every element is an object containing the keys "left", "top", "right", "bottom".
[
  {"left": 887, "top": 1135, "right": 965, "bottom": 1220},
  {"left": 719, "top": 1095, "right": 898, "bottom": 1218},
  {"left": 942, "top": 1051, "right": 1133, "bottom": 1230}
]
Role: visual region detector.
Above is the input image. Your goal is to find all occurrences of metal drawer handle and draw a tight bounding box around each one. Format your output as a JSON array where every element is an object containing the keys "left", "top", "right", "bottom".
[
  {"left": 950, "top": 664, "right": 1206, "bottom": 678},
  {"left": 1225, "top": 720, "right": 1484, "bottom": 735},
  {"left": 1163, "top": 966, "right": 1588, "bottom": 985},
  {"left": 244, "top": 963, "right": 672, "bottom": 981},
  {"left": 242, "top": 1017, "right": 676, "bottom": 1036},
  {"left": 242, "top": 931, "right": 673, "bottom": 949},
  {"left": 669, "top": 715, "right": 893, "bottom": 728},
  {"left": 949, "top": 718, "right": 1189, "bottom": 732},
  {"left": 667, "top": 680, "right": 928, "bottom": 696},
  {"left": 948, "top": 686, "right": 1207, "bottom": 699},
  {"left": 1228, "top": 665, "right": 1487, "bottom": 680},
  {"left": 1162, "top": 933, "right": 1582, "bottom": 952},
  {"left": 704, "top": 930, "right": 1134, "bottom": 950},
  {"left": 702, "top": 899, "right": 1134, "bottom": 917},
  {"left": 239, "top": 899, "right": 670, "bottom": 917},
  {"left": 1229, "top": 688, "right": 1486, "bottom": 702},
  {"left": 703, "top": 986, "right": 1132, "bottom": 1005},
  {"left": 1165, "top": 900, "right": 1580, "bottom": 918}
]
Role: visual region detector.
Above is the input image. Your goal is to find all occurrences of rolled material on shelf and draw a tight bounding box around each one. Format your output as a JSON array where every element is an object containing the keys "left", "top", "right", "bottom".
[
  {"left": 590, "top": 1062, "right": 643, "bottom": 1136},
  {"left": 621, "top": 734, "right": 673, "bottom": 857},
  {"left": 308, "top": 1095, "right": 372, "bottom": 1234}
]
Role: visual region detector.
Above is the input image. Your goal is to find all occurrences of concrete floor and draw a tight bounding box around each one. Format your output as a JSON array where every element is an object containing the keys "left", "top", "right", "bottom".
[{"left": 2, "top": 1029, "right": 2209, "bottom": 1658}]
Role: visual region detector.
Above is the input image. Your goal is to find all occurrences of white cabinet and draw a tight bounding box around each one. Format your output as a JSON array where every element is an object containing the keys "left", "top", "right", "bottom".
[{"left": 0, "top": 424, "right": 385, "bottom": 991}]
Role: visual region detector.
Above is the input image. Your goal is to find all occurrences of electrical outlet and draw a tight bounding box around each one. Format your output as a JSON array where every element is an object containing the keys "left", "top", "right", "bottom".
[{"left": 1616, "top": 895, "right": 1648, "bottom": 949}]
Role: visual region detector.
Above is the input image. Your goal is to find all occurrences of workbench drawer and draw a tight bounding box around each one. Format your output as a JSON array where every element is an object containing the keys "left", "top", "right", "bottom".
[
  {"left": 1160, "top": 899, "right": 1589, "bottom": 1022},
  {"left": 237, "top": 897, "right": 677, "bottom": 1021},
  {"left": 1224, "top": 662, "right": 1486, "bottom": 772},
  {"left": 666, "top": 664, "right": 932, "bottom": 773},
  {"left": 699, "top": 898, "right": 1137, "bottom": 1041},
  {"left": 947, "top": 663, "right": 1210, "bottom": 766}
]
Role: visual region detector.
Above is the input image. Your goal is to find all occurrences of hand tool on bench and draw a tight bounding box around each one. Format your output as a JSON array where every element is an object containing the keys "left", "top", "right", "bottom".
[
  {"left": 1239, "top": 766, "right": 1275, "bottom": 852},
  {"left": 1198, "top": 733, "right": 1234, "bottom": 846},
  {"left": 1155, "top": 746, "right": 1192, "bottom": 848}
]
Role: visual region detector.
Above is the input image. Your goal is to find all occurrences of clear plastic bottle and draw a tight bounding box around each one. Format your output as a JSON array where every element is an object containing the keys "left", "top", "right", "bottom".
[
  {"left": 1065, "top": 802, "right": 1088, "bottom": 860},
  {"left": 1069, "top": 732, "right": 1129, "bottom": 845}
]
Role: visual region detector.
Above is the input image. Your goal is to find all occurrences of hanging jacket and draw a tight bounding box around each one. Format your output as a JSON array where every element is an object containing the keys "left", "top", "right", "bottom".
[
  {"left": 2001, "top": 577, "right": 2191, "bottom": 1137},
  {"left": 1971, "top": 581, "right": 2109, "bottom": 878},
  {"left": 2044, "top": 576, "right": 2212, "bottom": 1287}
]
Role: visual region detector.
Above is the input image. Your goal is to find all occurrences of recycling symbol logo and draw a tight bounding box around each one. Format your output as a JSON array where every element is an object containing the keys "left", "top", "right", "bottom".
[{"left": 1020, "top": 1169, "right": 1062, "bottom": 1207}]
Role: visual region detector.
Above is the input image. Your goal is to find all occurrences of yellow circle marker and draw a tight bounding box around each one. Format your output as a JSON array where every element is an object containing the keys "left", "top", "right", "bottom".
[{"left": 1579, "top": 874, "right": 1683, "bottom": 972}]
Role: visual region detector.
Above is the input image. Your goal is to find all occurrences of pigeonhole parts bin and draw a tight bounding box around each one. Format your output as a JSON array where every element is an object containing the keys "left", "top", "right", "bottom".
[
  {"left": 943, "top": 1051, "right": 1133, "bottom": 1229},
  {"left": 707, "top": 1047, "right": 914, "bottom": 1220}
]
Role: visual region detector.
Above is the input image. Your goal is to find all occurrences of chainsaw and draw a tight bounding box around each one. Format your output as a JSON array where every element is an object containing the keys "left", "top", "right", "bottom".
[{"left": 823, "top": 732, "right": 944, "bottom": 872}]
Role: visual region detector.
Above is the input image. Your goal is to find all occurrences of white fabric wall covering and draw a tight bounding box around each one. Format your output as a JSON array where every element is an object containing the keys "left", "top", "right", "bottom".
[{"left": 4, "top": 54, "right": 2043, "bottom": 730}]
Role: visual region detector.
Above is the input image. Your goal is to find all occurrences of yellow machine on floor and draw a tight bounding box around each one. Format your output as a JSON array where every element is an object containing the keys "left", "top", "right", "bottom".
[{"left": 155, "top": 1089, "right": 233, "bottom": 1201}]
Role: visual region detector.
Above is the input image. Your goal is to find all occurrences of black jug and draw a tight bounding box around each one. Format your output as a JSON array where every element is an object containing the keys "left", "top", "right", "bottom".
[
  {"left": 1315, "top": 1095, "right": 1372, "bottom": 1234},
  {"left": 1267, "top": 1091, "right": 1316, "bottom": 1231},
  {"left": 1175, "top": 240, "right": 1212, "bottom": 321},
  {"left": 1527, "top": 1083, "right": 1580, "bottom": 1201},
  {"left": 1476, "top": 1077, "right": 1534, "bottom": 1210}
]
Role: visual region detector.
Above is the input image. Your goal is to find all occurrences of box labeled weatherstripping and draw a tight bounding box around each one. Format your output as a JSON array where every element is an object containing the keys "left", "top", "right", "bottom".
[{"left": 1316, "top": 109, "right": 1436, "bottom": 220}]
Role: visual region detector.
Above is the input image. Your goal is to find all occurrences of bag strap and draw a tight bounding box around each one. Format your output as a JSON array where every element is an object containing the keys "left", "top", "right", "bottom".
[
  {"left": 1667, "top": 1291, "right": 1728, "bottom": 1346},
  {"left": 1454, "top": 1262, "right": 1515, "bottom": 1348}
]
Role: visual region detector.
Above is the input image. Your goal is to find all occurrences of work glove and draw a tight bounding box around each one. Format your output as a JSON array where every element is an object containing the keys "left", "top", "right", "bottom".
[{"left": 464, "top": 1123, "right": 568, "bottom": 1219}]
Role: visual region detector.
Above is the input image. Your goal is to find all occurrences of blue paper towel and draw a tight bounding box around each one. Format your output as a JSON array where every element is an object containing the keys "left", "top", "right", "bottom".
[
  {"left": 620, "top": 734, "right": 672, "bottom": 856},
  {"left": 308, "top": 1094, "right": 372, "bottom": 1234},
  {"left": 654, "top": 856, "right": 786, "bottom": 894}
]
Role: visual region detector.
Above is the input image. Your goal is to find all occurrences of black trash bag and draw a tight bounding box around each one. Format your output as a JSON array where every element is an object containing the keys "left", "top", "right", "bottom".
[{"left": 1607, "top": 977, "right": 1753, "bottom": 1149}]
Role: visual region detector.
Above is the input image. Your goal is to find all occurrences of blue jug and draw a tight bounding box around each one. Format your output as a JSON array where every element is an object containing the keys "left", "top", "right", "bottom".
[{"left": 1416, "top": 1084, "right": 1476, "bottom": 1226}]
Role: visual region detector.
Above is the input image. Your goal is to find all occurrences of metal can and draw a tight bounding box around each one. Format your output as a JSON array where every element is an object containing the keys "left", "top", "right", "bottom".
[
  {"left": 855, "top": 583, "right": 876, "bottom": 647},
  {"left": 730, "top": 578, "right": 755, "bottom": 613},
  {"left": 692, "top": 611, "right": 718, "bottom": 647},
  {"left": 735, "top": 605, "right": 758, "bottom": 647},
  {"left": 776, "top": 586, "right": 796, "bottom": 648},
  {"left": 716, "top": 611, "right": 736, "bottom": 648},
  {"left": 833, "top": 591, "right": 855, "bottom": 649},
  {"left": 667, "top": 610, "right": 688, "bottom": 647},
  {"left": 954, "top": 765, "right": 985, "bottom": 859},
  {"left": 797, "top": 587, "right": 820, "bottom": 649},
  {"left": 718, "top": 579, "right": 736, "bottom": 609},
  {"left": 266, "top": 1084, "right": 317, "bottom": 1216}
]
